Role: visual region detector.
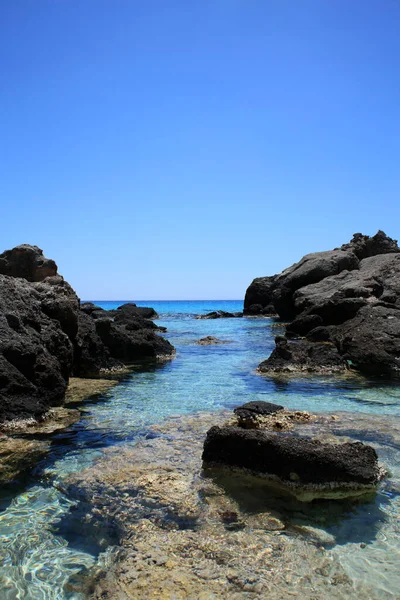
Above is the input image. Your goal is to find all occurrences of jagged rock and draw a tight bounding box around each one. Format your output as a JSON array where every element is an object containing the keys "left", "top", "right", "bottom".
[
  {"left": 202, "top": 425, "right": 383, "bottom": 501},
  {"left": 248, "top": 231, "right": 400, "bottom": 377},
  {"left": 244, "top": 231, "right": 399, "bottom": 321}
]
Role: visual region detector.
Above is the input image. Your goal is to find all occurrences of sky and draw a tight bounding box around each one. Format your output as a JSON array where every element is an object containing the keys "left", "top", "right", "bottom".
[{"left": 1, "top": 0, "right": 399, "bottom": 300}]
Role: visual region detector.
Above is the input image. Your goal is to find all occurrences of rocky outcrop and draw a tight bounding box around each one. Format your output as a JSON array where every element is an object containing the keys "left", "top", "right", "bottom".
[
  {"left": 0, "top": 245, "right": 175, "bottom": 423},
  {"left": 244, "top": 231, "right": 399, "bottom": 319},
  {"left": 245, "top": 231, "right": 400, "bottom": 376}
]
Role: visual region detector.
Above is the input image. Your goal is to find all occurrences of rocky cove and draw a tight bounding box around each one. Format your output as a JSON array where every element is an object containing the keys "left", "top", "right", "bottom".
[{"left": 0, "top": 234, "right": 400, "bottom": 598}]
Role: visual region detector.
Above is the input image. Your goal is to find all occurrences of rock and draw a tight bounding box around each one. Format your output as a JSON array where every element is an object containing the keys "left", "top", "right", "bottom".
[
  {"left": 248, "top": 231, "right": 400, "bottom": 377},
  {"left": 234, "top": 401, "right": 284, "bottom": 421},
  {"left": 115, "top": 303, "right": 158, "bottom": 320},
  {"left": 0, "top": 244, "right": 175, "bottom": 424},
  {"left": 244, "top": 276, "right": 277, "bottom": 314},
  {"left": 334, "top": 304, "right": 400, "bottom": 376},
  {"left": 0, "top": 273, "right": 77, "bottom": 422},
  {"left": 202, "top": 426, "right": 384, "bottom": 501},
  {"left": 196, "top": 336, "right": 231, "bottom": 345},
  {"left": 244, "top": 231, "right": 399, "bottom": 321},
  {"left": 72, "top": 311, "right": 121, "bottom": 377},
  {"left": 195, "top": 311, "right": 243, "bottom": 320},
  {"left": 258, "top": 336, "right": 347, "bottom": 374},
  {"left": 286, "top": 314, "right": 323, "bottom": 337},
  {"left": 0, "top": 244, "right": 57, "bottom": 282},
  {"left": 94, "top": 317, "right": 174, "bottom": 363},
  {"left": 0, "top": 434, "right": 50, "bottom": 484}
]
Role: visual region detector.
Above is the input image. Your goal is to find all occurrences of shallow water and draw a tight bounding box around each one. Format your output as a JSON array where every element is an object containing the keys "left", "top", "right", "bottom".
[{"left": 0, "top": 300, "right": 399, "bottom": 598}]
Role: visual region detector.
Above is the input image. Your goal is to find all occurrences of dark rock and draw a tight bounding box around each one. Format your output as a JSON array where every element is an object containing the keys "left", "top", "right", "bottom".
[
  {"left": 244, "top": 276, "right": 277, "bottom": 314},
  {"left": 73, "top": 312, "right": 121, "bottom": 377},
  {"left": 202, "top": 426, "right": 380, "bottom": 485},
  {"left": 0, "top": 244, "right": 175, "bottom": 423},
  {"left": 94, "top": 318, "right": 174, "bottom": 363},
  {"left": 286, "top": 314, "right": 323, "bottom": 337},
  {"left": 340, "top": 230, "right": 399, "bottom": 260},
  {"left": 248, "top": 232, "right": 400, "bottom": 376},
  {"left": 306, "top": 326, "right": 332, "bottom": 342},
  {"left": 262, "top": 304, "right": 278, "bottom": 316},
  {"left": 234, "top": 401, "right": 284, "bottom": 421},
  {"left": 0, "top": 273, "right": 76, "bottom": 421},
  {"left": 258, "top": 338, "right": 347, "bottom": 374},
  {"left": 0, "top": 245, "right": 58, "bottom": 282},
  {"left": 334, "top": 305, "right": 400, "bottom": 376},
  {"left": 202, "top": 426, "right": 382, "bottom": 499},
  {"left": 196, "top": 310, "right": 243, "bottom": 320},
  {"left": 245, "top": 303, "right": 263, "bottom": 315},
  {"left": 115, "top": 303, "right": 158, "bottom": 320},
  {"left": 196, "top": 336, "right": 231, "bottom": 345}
]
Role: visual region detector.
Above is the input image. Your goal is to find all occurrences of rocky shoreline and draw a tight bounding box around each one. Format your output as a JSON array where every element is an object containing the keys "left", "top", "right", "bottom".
[
  {"left": 244, "top": 231, "right": 400, "bottom": 377},
  {"left": 0, "top": 244, "right": 175, "bottom": 426}
]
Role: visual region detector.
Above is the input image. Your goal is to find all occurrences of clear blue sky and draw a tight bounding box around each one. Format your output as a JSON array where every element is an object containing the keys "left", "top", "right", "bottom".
[{"left": 1, "top": 1, "right": 399, "bottom": 300}]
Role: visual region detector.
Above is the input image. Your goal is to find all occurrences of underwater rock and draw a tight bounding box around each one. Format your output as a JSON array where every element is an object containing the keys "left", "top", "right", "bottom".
[
  {"left": 195, "top": 310, "right": 243, "bottom": 319},
  {"left": 202, "top": 425, "right": 384, "bottom": 501},
  {"left": 196, "top": 336, "right": 232, "bottom": 345}
]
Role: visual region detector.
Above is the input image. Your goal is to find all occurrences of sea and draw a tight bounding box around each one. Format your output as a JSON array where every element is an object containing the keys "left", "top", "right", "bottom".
[{"left": 0, "top": 300, "right": 399, "bottom": 598}]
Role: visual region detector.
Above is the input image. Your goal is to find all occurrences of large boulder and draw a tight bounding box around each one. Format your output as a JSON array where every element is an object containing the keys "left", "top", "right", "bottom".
[{"left": 202, "top": 425, "right": 383, "bottom": 501}]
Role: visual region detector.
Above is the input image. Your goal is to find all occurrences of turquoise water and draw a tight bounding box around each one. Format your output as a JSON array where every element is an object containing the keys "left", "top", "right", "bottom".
[{"left": 0, "top": 300, "right": 400, "bottom": 598}]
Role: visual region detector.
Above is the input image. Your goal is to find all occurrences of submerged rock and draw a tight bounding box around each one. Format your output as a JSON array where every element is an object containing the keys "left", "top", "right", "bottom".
[
  {"left": 196, "top": 336, "right": 232, "bottom": 345},
  {"left": 202, "top": 425, "right": 384, "bottom": 501},
  {"left": 195, "top": 310, "right": 243, "bottom": 319}
]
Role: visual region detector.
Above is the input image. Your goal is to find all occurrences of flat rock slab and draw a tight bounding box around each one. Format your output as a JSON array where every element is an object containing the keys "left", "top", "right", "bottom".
[{"left": 202, "top": 426, "right": 384, "bottom": 501}]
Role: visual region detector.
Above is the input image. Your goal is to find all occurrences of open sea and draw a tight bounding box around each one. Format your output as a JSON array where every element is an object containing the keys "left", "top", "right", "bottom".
[{"left": 0, "top": 300, "right": 399, "bottom": 598}]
